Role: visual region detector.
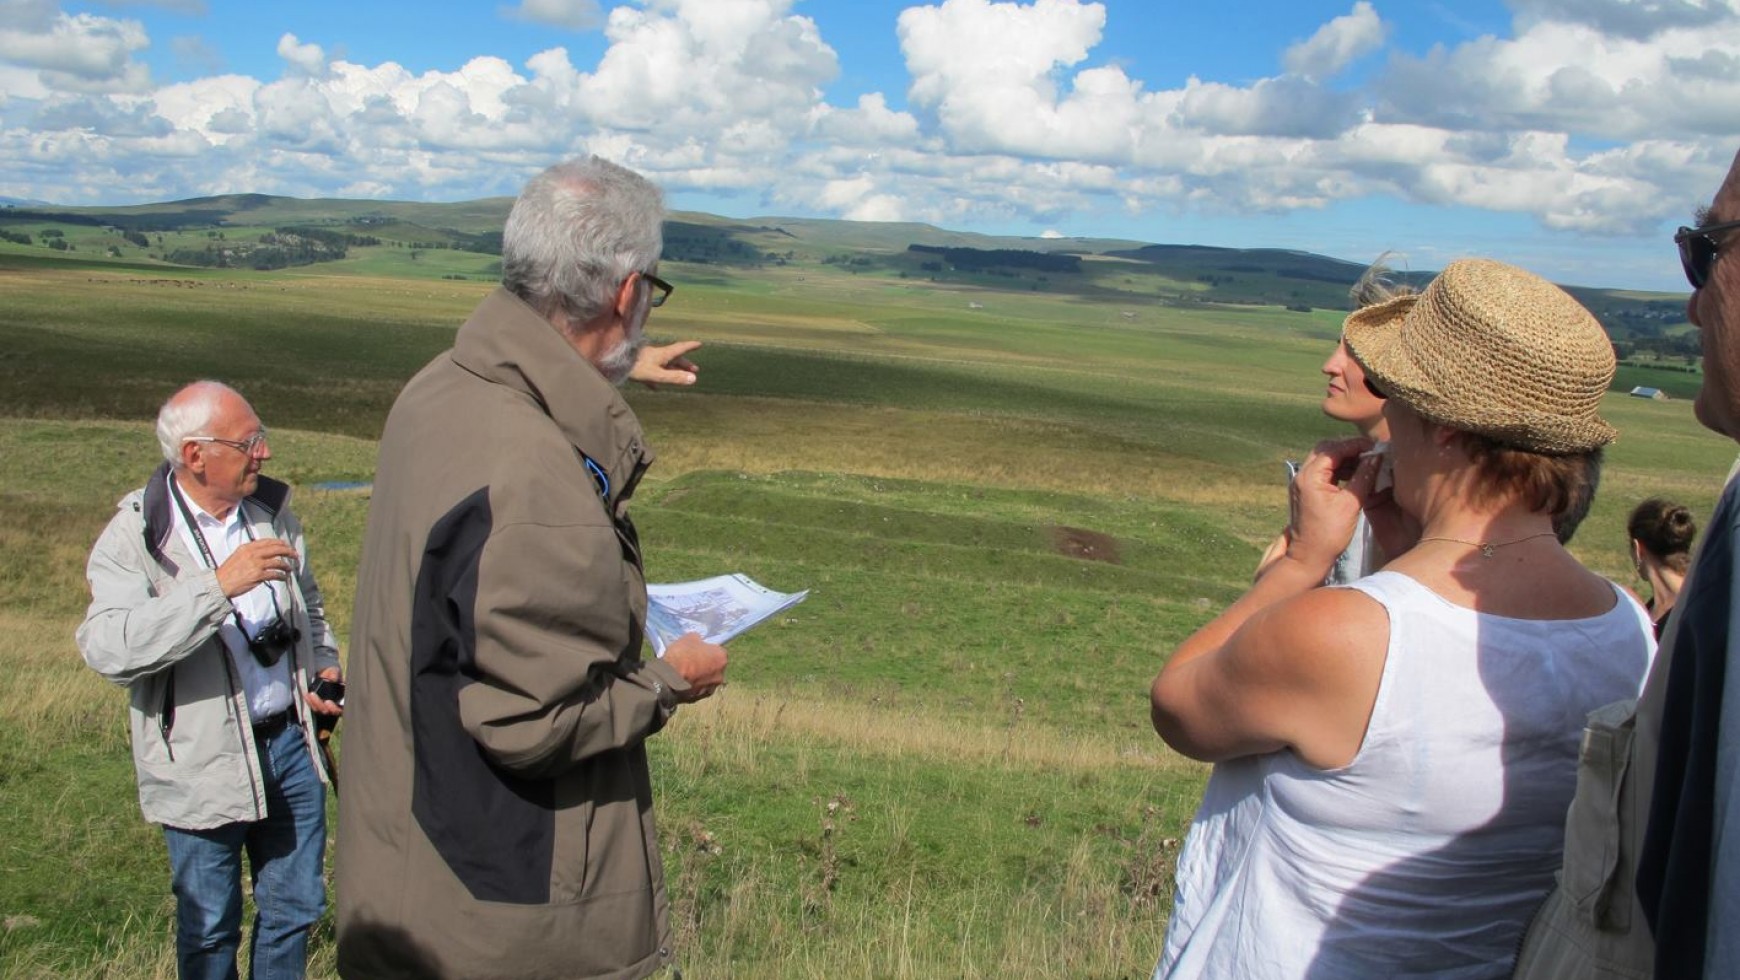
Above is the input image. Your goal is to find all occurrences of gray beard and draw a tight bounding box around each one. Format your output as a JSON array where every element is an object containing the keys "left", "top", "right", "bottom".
[{"left": 598, "top": 333, "right": 647, "bottom": 386}]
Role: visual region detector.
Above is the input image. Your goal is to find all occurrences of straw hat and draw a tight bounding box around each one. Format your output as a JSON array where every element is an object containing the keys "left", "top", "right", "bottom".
[{"left": 1343, "top": 258, "right": 1617, "bottom": 454}]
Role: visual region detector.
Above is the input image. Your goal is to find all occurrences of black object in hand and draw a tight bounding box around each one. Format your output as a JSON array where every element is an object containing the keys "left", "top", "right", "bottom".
[{"left": 308, "top": 676, "right": 345, "bottom": 704}]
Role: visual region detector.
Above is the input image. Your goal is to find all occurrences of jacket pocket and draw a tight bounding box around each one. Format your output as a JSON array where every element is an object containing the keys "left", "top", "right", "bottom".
[
  {"left": 159, "top": 666, "right": 178, "bottom": 761},
  {"left": 133, "top": 672, "right": 175, "bottom": 765},
  {"left": 1560, "top": 698, "right": 1636, "bottom": 930}
]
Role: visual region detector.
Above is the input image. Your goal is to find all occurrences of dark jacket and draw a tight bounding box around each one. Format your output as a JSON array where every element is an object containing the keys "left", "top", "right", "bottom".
[{"left": 335, "top": 288, "right": 693, "bottom": 980}]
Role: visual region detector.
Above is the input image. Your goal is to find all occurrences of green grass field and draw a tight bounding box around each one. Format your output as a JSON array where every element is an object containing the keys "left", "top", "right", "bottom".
[{"left": 0, "top": 243, "right": 1732, "bottom": 978}]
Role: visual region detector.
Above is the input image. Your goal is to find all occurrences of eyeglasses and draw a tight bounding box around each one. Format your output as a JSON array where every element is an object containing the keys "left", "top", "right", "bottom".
[
  {"left": 1363, "top": 376, "right": 1387, "bottom": 399},
  {"left": 641, "top": 271, "right": 673, "bottom": 308},
  {"left": 185, "top": 428, "right": 270, "bottom": 458},
  {"left": 1675, "top": 218, "right": 1740, "bottom": 290}
]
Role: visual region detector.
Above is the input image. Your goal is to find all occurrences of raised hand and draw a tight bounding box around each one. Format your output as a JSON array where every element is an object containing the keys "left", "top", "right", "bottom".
[
  {"left": 216, "top": 538, "right": 299, "bottom": 598},
  {"left": 631, "top": 340, "right": 702, "bottom": 390}
]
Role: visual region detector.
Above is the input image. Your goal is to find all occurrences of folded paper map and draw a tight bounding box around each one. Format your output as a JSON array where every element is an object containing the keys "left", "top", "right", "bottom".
[{"left": 645, "top": 573, "right": 809, "bottom": 655}]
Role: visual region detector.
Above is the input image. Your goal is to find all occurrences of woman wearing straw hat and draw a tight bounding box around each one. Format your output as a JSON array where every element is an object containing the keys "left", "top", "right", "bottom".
[{"left": 1149, "top": 258, "right": 1656, "bottom": 979}]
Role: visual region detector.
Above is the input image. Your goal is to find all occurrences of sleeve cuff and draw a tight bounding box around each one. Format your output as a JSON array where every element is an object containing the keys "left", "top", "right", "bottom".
[
  {"left": 197, "top": 569, "right": 230, "bottom": 617},
  {"left": 642, "top": 656, "right": 690, "bottom": 710}
]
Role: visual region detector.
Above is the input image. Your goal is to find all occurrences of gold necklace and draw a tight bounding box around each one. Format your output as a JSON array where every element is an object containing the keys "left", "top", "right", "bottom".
[{"left": 1416, "top": 530, "right": 1557, "bottom": 558}]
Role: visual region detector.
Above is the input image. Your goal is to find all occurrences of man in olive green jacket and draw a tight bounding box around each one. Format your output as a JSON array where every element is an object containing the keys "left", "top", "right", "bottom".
[{"left": 335, "top": 158, "right": 728, "bottom": 980}]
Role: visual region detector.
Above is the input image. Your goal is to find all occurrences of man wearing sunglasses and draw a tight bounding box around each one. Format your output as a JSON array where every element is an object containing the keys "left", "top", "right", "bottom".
[
  {"left": 76, "top": 380, "right": 344, "bottom": 980},
  {"left": 1516, "top": 151, "right": 1740, "bottom": 980},
  {"left": 336, "top": 158, "right": 729, "bottom": 980}
]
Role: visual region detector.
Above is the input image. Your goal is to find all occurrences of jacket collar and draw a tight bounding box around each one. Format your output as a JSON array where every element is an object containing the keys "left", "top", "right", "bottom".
[
  {"left": 142, "top": 461, "right": 290, "bottom": 569},
  {"left": 449, "top": 287, "right": 654, "bottom": 487}
]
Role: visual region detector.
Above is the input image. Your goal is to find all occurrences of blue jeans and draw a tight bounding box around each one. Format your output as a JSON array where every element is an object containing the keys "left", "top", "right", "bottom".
[{"left": 163, "top": 721, "right": 327, "bottom": 980}]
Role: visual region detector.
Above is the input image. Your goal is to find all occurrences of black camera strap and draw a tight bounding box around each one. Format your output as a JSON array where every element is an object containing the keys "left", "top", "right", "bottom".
[{"left": 168, "top": 475, "right": 291, "bottom": 644}]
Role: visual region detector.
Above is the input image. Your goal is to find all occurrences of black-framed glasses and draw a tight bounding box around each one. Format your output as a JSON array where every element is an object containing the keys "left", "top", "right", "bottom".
[
  {"left": 185, "top": 428, "right": 270, "bottom": 458},
  {"left": 1363, "top": 376, "right": 1388, "bottom": 399},
  {"left": 641, "top": 271, "right": 673, "bottom": 308},
  {"left": 1676, "top": 218, "right": 1740, "bottom": 290}
]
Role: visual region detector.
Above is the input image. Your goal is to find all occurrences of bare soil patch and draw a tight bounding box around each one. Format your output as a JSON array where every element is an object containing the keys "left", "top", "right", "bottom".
[{"left": 1049, "top": 526, "right": 1122, "bottom": 564}]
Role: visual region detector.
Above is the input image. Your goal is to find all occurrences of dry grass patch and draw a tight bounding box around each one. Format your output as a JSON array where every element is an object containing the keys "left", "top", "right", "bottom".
[
  {"left": 0, "top": 611, "right": 128, "bottom": 752},
  {"left": 664, "top": 688, "right": 1200, "bottom": 778}
]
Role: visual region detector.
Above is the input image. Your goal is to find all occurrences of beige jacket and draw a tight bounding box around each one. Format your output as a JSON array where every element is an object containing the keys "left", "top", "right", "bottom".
[
  {"left": 334, "top": 289, "right": 693, "bottom": 980},
  {"left": 1510, "top": 605, "right": 1678, "bottom": 979}
]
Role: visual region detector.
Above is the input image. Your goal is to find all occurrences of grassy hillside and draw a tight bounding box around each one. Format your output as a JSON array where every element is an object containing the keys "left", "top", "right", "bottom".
[
  {"left": 0, "top": 225, "right": 1729, "bottom": 977},
  {"left": 1, "top": 192, "right": 1694, "bottom": 322}
]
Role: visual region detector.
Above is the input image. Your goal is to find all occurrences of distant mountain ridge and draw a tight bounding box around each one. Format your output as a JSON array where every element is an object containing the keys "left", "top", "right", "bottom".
[
  {"left": 0, "top": 191, "right": 1691, "bottom": 355},
  {"left": 0, "top": 191, "right": 1361, "bottom": 269}
]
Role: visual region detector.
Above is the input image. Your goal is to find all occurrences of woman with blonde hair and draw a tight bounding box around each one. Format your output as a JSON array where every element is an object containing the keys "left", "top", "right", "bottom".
[
  {"left": 1150, "top": 259, "right": 1656, "bottom": 979},
  {"left": 1628, "top": 496, "right": 1697, "bottom": 637},
  {"left": 1259, "top": 256, "right": 1416, "bottom": 584}
]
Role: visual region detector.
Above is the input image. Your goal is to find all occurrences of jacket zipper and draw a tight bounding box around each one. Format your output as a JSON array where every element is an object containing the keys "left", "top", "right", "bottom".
[{"left": 1510, "top": 889, "right": 1553, "bottom": 974}]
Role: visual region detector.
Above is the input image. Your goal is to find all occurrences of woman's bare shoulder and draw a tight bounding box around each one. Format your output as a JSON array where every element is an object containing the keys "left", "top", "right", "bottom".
[{"left": 1240, "top": 585, "right": 1389, "bottom": 666}]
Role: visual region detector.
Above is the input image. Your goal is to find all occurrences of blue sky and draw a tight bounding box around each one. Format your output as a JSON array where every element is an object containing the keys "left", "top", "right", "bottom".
[{"left": 2, "top": 0, "right": 1737, "bottom": 292}]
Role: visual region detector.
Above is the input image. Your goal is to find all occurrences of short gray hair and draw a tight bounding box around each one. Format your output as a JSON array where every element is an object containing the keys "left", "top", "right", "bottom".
[
  {"left": 501, "top": 156, "right": 665, "bottom": 328},
  {"left": 155, "top": 380, "right": 236, "bottom": 465}
]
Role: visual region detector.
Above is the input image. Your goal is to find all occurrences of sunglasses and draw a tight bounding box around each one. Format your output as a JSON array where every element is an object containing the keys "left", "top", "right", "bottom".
[
  {"left": 1363, "top": 376, "right": 1387, "bottom": 399},
  {"left": 1676, "top": 218, "right": 1740, "bottom": 290}
]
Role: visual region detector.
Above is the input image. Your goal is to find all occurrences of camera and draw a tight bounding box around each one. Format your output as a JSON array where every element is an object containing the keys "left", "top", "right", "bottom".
[
  {"left": 246, "top": 617, "right": 301, "bottom": 668},
  {"left": 308, "top": 676, "right": 345, "bottom": 705}
]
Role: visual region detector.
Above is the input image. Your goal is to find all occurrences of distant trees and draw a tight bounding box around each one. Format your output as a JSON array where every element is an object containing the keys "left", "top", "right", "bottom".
[
  {"left": 663, "top": 222, "right": 767, "bottom": 266},
  {"left": 907, "top": 244, "right": 1082, "bottom": 275},
  {"left": 1614, "top": 331, "right": 1701, "bottom": 364},
  {"left": 167, "top": 226, "right": 376, "bottom": 270}
]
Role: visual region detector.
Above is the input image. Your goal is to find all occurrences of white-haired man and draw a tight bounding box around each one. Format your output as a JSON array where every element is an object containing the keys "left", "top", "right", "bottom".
[
  {"left": 335, "top": 157, "right": 729, "bottom": 979},
  {"left": 77, "top": 380, "right": 343, "bottom": 980}
]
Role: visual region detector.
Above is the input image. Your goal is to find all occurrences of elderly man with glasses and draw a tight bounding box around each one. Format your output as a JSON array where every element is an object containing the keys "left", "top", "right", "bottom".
[
  {"left": 335, "top": 157, "right": 730, "bottom": 980},
  {"left": 76, "top": 380, "right": 344, "bottom": 980},
  {"left": 1515, "top": 150, "right": 1740, "bottom": 980}
]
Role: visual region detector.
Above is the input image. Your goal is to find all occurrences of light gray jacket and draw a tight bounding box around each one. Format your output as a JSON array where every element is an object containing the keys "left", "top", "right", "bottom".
[{"left": 76, "top": 463, "right": 339, "bottom": 829}]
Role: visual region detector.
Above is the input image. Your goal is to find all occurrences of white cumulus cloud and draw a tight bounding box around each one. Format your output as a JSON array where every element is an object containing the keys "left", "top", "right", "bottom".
[
  {"left": 1283, "top": 1, "right": 1386, "bottom": 80},
  {"left": 1510, "top": 0, "right": 1734, "bottom": 40},
  {"left": 276, "top": 33, "right": 327, "bottom": 78},
  {"left": 0, "top": 0, "right": 1734, "bottom": 271},
  {"left": 503, "top": 0, "right": 604, "bottom": 31},
  {"left": 1378, "top": 9, "right": 1740, "bottom": 139},
  {"left": 0, "top": 0, "right": 152, "bottom": 93}
]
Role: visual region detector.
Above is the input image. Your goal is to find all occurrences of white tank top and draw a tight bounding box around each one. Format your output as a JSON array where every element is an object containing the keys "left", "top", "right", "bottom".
[{"left": 1156, "top": 571, "right": 1655, "bottom": 980}]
